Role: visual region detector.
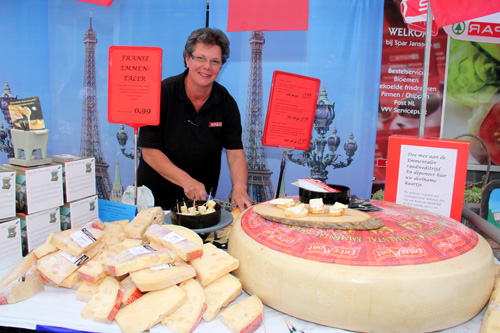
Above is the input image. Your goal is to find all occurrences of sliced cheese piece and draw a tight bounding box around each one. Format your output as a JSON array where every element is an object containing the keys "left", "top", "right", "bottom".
[
  {"left": 37, "top": 241, "right": 104, "bottom": 285},
  {"left": 190, "top": 243, "right": 239, "bottom": 287},
  {"left": 130, "top": 258, "right": 196, "bottom": 292},
  {"left": 145, "top": 224, "right": 203, "bottom": 261},
  {"left": 0, "top": 252, "right": 44, "bottom": 305},
  {"left": 51, "top": 227, "right": 104, "bottom": 257},
  {"left": 284, "top": 203, "right": 308, "bottom": 217},
  {"left": 102, "top": 244, "right": 177, "bottom": 276},
  {"left": 119, "top": 275, "right": 143, "bottom": 306},
  {"left": 309, "top": 198, "right": 325, "bottom": 214},
  {"left": 203, "top": 273, "right": 242, "bottom": 321},
  {"left": 124, "top": 206, "right": 164, "bottom": 239},
  {"left": 76, "top": 279, "right": 104, "bottom": 302},
  {"left": 269, "top": 198, "right": 296, "bottom": 210},
  {"left": 81, "top": 276, "right": 123, "bottom": 323},
  {"left": 161, "top": 278, "right": 206, "bottom": 333},
  {"left": 220, "top": 295, "right": 264, "bottom": 333},
  {"left": 115, "top": 285, "right": 186, "bottom": 333},
  {"left": 33, "top": 233, "right": 58, "bottom": 259}
]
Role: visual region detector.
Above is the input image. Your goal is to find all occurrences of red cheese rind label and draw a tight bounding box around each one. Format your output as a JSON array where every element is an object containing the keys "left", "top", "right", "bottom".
[
  {"left": 108, "top": 289, "right": 124, "bottom": 321},
  {"left": 123, "top": 287, "right": 143, "bottom": 306},
  {"left": 242, "top": 312, "right": 263, "bottom": 333},
  {"left": 190, "top": 303, "right": 207, "bottom": 333},
  {"left": 241, "top": 201, "right": 478, "bottom": 267}
]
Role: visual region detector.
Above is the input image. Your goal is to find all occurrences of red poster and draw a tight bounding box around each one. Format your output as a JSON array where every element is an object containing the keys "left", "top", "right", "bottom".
[
  {"left": 227, "top": 0, "right": 309, "bottom": 32},
  {"left": 108, "top": 46, "right": 162, "bottom": 128},
  {"left": 384, "top": 135, "right": 469, "bottom": 222},
  {"left": 262, "top": 71, "right": 320, "bottom": 151}
]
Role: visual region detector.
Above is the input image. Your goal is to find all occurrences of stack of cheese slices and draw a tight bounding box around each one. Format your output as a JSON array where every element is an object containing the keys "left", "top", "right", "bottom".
[{"left": 0, "top": 206, "right": 264, "bottom": 333}]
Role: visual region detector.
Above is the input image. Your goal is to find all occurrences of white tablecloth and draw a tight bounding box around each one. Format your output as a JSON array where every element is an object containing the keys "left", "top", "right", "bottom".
[{"left": 0, "top": 279, "right": 487, "bottom": 333}]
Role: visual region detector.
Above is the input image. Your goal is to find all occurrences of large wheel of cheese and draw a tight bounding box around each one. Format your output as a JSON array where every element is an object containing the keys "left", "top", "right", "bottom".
[{"left": 228, "top": 200, "right": 495, "bottom": 333}]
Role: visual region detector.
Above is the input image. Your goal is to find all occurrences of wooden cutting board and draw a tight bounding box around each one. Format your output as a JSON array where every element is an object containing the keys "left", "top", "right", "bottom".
[{"left": 252, "top": 203, "right": 383, "bottom": 230}]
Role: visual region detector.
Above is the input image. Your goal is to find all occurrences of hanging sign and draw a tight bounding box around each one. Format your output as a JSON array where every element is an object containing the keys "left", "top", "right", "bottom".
[
  {"left": 108, "top": 46, "right": 162, "bottom": 128},
  {"left": 444, "top": 12, "right": 500, "bottom": 43},
  {"left": 262, "top": 71, "right": 320, "bottom": 151}
]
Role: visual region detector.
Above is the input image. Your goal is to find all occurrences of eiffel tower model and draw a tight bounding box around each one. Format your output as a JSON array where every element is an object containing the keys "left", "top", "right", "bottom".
[
  {"left": 241, "top": 31, "right": 274, "bottom": 203},
  {"left": 80, "top": 11, "right": 112, "bottom": 200}
]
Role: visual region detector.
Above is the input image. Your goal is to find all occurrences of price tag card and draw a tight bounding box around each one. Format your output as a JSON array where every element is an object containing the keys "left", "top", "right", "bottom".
[
  {"left": 262, "top": 71, "right": 320, "bottom": 151},
  {"left": 108, "top": 46, "right": 162, "bottom": 127}
]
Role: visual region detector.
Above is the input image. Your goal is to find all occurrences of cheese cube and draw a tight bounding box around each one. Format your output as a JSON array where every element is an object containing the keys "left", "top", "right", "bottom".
[
  {"left": 81, "top": 276, "right": 123, "bottom": 323},
  {"left": 145, "top": 224, "right": 203, "bottom": 261},
  {"left": 161, "top": 278, "right": 206, "bottom": 333},
  {"left": 203, "top": 273, "right": 242, "bottom": 321},
  {"left": 130, "top": 258, "right": 196, "bottom": 292},
  {"left": 0, "top": 252, "right": 44, "bottom": 305},
  {"left": 124, "top": 206, "right": 164, "bottom": 239},
  {"left": 102, "top": 244, "right": 177, "bottom": 276},
  {"left": 220, "top": 295, "right": 264, "bottom": 333},
  {"left": 190, "top": 243, "right": 239, "bottom": 287},
  {"left": 115, "top": 285, "right": 186, "bottom": 333}
]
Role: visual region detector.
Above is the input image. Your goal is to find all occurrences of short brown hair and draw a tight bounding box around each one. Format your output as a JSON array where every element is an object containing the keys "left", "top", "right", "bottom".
[{"left": 183, "top": 27, "right": 230, "bottom": 67}]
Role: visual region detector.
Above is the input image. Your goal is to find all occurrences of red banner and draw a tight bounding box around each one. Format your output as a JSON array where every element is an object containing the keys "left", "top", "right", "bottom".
[
  {"left": 429, "top": 0, "right": 500, "bottom": 28},
  {"left": 227, "top": 0, "right": 309, "bottom": 32}
]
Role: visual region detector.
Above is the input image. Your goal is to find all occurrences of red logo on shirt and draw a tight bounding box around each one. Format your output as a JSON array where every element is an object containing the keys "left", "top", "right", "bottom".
[{"left": 209, "top": 122, "right": 222, "bottom": 127}]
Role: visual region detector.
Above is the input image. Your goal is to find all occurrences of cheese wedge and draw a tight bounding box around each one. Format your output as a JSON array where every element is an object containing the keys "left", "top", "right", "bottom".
[
  {"left": 145, "top": 224, "right": 203, "bottom": 261},
  {"left": 130, "top": 258, "right": 196, "bottom": 292},
  {"left": 190, "top": 243, "right": 239, "bottom": 287},
  {"left": 102, "top": 244, "right": 177, "bottom": 276},
  {"left": 119, "top": 275, "right": 143, "bottom": 306},
  {"left": 81, "top": 276, "right": 123, "bottom": 323},
  {"left": 37, "top": 241, "right": 104, "bottom": 285},
  {"left": 33, "top": 233, "right": 58, "bottom": 259},
  {"left": 0, "top": 252, "right": 44, "bottom": 305},
  {"left": 84, "top": 217, "right": 106, "bottom": 230},
  {"left": 115, "top": 285, "right": 186, "bottom": 333},
  {"left": 59, "top": 271, "right": 81, "bottom": 289},
  {"left": 76, "top": 279, "right": 104, "bottom": 302},
  {"left": 284, "top": 203, "right": 309, "bottom": 217},
  {"left": 161, "top": 278, "right": 206, "bottom": 333},
  {"left": 220, "top": 295, "right": 264, "bottom": 333},
  {"left": 203, "top": 273, "right": 242, "bottom": 321},
  {"left": 77, "top": 246, "right": 124, "bottom": 283},
  {"left": 51, "top": 227, "right": 104, "bottom": 257},
  {"left": 124, "top": 206, "right": 165, "bottom": 239}
]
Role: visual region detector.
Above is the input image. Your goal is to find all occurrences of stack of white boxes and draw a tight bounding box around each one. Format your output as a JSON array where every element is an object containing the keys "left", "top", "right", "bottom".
[
  {"left": 0, "top": 154, "right": 97, "bottom": 269},
  {"left": 50, "top": 154, "right": 98, "bottom": 231},
  {"left": 0, "top": 165, "right": 22, "bottom": 269}
]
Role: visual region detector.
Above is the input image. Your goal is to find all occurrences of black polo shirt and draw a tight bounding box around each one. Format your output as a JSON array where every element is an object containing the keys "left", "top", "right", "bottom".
[{"left": 137, "top": 70, "right": 243, "bottom": 209}]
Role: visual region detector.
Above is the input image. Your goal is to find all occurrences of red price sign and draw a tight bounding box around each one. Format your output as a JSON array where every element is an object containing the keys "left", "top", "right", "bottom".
[
  {"left": 262, "top": 71, "right": 320, "bottom": 151},
  {"left": 108, "top": 46, "right": 162, "bottom": 128}
]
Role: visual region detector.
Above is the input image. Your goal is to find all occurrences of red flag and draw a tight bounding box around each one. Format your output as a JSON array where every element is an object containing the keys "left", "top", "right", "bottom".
[
  {"left": 227, "top": 0, "right": 308, "bottom": 32},
  {"left": 429, "top": 0, "right": 500, "bottom": 28},
  {"left": 75, "top": 0, "right": 114, "bottom": 7}
]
